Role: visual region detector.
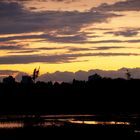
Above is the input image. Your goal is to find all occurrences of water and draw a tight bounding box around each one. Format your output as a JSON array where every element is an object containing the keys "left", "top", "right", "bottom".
[
  {"left": 0, "top": 114, "right": 140, "bottom": 139},
  {"left": 0, "top": 114, "right": 139, "bottom": 130}
]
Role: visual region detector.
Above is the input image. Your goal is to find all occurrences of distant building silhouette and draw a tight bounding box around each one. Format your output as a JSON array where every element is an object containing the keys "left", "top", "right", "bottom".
[
  {"left": 3, "top": 76, "right": 15, "bottom": 84},
  {"left": 21, "top": 75, "right": 33, "bottom": 84},
  {"left": 88, "top": 73, "right": 102, "bottom": 81}
]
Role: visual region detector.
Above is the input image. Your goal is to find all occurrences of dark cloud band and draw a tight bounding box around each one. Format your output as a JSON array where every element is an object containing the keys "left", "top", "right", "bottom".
[
  {"left": 0, "top": 52, "right": 139, "bottom": 64},
  {"left": 92, "top": 0, "right": 140, "bottom": 12}
]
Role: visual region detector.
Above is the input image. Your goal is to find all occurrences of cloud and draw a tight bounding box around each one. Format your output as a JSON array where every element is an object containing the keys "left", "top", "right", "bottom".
[
  {"left": 0, "top": 1, "right": 25, "bottom": 18},
  {"left": 0, "top": 1, "right": 120, "bottom": 39},
  {"left": 0, "top": 45, "right": 22, "bottom": 50},
  {"left": 0, "top": 33, "right": 102, "bottom": 44},
  {"left": 105, "top": 29, "right": 139, "bottom": 37},
  {"left": 0, "top": 44, "right": 66, "bottom": 54},
  {"left": 0, "top": 54, "right": 75, "bottom": 64},
  {"left": 38, "top": 71, "right": 75, "bottom": 82},
  {"left": 49, "top": 0, "right": 79, "bottom": 3},
  {"left": 90, "top": 39, "right": 140, "bottom": 44},
  {"left": 1, "top": 34, "right": 140, "bottom": 44},
  {"left": 0, "top": 52, "right": 139, "bottom": 64},
  {"left": 4, "top": 33, "right": 140, "bottom": 44},
  {"left": 67, "top": 46, "right": 125, "bottom": 52},
  {"left": 1, "top": 67, "right": 140, "bottom": 82},
  {"left": 0, "top": 70, "right": 20, "bottom": 82},
  {"left": 0, "top": 70, "right": 28, "bottom": 82},
  {"left": 5, "top": 0, "right": 79, "bottom": 3},
  {"left": 127, "top": 39, "right": 140, "bottom": 43},
  {"left": 7, "top": 46, "right": 63, "bottom": 54},
  {"left": 90, "top": 28, "right": 113, "bottom": 31},
  {"left": 0, "top": 33, "right": 87, "bottom": 43},
  {"left": 37, "top": 67, "right": 140, "bottom": 82},
  {"left": 68, "top": 47, "right": 93, "bottom": 52},
  {"left": 93, "top": 46, "right": 125, "bottom": 50},
  {"left": 36, "top": 47, "right": 64, "bottom": 50},
  {"left": 8, "top": 50, "right": 36, "bottom": 54},
  {"left": 92, "top": 0, "right": 140, "bottom": 12},
  {"left": 0, "top": 70, "right": 19, "bottom": 76}
]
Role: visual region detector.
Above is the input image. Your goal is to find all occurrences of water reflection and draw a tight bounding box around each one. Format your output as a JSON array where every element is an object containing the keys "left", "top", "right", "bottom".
[
  {"left": 0, "top": 114, "right": 139, "bottom": 129},
  {"left": 0, "top": 122, "right": 23, "bottom": 129},
  {"left": 69, "top": 120, "right": 130, "bottom": 125}
]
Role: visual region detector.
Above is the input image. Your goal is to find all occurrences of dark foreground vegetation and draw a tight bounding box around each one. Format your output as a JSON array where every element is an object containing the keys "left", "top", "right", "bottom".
[
  {"left": 1, "top": 77, "right": 140, "bottom": 139},
  {"left": 0, "top": 78, "right": 140, "bottom": 115}
]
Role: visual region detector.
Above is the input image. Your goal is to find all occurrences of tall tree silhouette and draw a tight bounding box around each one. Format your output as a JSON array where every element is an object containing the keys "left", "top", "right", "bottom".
[{"left": 32, "top": 67, "right": 40, "bottom": 82}]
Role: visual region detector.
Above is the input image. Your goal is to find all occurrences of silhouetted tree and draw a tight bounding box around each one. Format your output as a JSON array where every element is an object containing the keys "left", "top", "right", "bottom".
[
  {"left": 88, "top": 73, "right": 102, "bottom": 81},
  {"left": 3, "top": 76, "right": 15, "bottom": 84},
  {"left": 32, "top": 67, "right": 40, "bottom": 82}
]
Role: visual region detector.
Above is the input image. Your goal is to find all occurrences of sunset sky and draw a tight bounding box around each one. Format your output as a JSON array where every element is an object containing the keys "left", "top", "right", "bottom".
[{"left": 0, "top": 0, "right": 140, "bottom": 77}]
